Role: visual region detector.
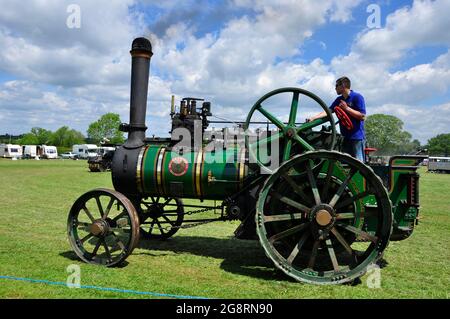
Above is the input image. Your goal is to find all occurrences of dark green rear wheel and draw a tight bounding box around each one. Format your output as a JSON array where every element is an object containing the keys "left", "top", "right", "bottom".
[{"left": 256, "top": 151, "right": 392, "bottom": 284}]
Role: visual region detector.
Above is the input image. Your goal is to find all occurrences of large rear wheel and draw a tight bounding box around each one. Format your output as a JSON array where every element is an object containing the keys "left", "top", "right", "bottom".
[{"left": 256, "top": 151, "right": 392, "bottom": 284}]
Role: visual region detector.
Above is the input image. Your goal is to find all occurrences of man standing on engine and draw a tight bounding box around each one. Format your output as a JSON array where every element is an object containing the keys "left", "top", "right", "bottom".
[{"left": 307, "top": 76, "right": 366, "bottom": 162}]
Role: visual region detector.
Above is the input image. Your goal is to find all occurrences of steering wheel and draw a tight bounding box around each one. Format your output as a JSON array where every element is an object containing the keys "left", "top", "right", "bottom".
[
  {"left": 334, "top": 106, "right": 354, "bottom": 130},
  {"left": 243, "top": 87, "right": 336, "bottom": 174}
]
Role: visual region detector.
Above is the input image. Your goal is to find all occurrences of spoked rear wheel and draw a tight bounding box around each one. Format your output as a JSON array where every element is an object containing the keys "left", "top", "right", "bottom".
[
  {"left": 256, "top": 151, "right": 392, "bottom": 284},
  {"left": 67, "top": 188, "right": 140, "bottom": 267}
]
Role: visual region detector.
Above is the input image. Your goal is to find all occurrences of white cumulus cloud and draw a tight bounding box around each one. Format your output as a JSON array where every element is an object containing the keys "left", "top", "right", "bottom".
[{"left": 0, "top": 0, "right": 448, "bottom": 145}]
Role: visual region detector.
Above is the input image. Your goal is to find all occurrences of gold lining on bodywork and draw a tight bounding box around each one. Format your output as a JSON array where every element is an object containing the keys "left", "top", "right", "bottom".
[
  {"left": 195, "top": 149, "right": 204, "bottom": 198},
  {"left": 130, "top": 51, "right": 153, "bottom": 59},
  {"left": 136, "top": 146, "right": 147, "bottom": 194},
  {"left": 239, "top": 148, "right": 246, "bottom": 189},
  {"left": 156, "top": 147, "right": 166, "bottom": 196}
]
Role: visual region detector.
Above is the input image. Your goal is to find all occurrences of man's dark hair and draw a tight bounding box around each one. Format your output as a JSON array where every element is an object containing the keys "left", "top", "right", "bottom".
[{"left": 336, "top": 76, "right": 351, "bottom": 89}]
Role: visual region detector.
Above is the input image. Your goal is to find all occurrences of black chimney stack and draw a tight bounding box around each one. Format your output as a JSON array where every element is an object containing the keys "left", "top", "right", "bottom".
[
  {"left": 121, "top": 37, "right": 153, "bottom": 149},
  {"left": 112, "top": 37, "right": 153, "bottom": 197}
]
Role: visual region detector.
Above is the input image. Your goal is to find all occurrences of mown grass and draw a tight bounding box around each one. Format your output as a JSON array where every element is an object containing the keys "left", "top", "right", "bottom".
[{"left": 0, "top": 158, "right": 448, "bottom": 299}]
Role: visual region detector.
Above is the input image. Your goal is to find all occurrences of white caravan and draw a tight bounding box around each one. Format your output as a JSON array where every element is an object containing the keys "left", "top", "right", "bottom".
[
  {"left": 37, "top": 145, "right": 58, "bottom": 159},
  {"left": 72, "top": 144, "right": 98, "bottom": 159},
  {"left": 0, "top": 144, "right": 22, "bottom": 158},
  {"left": 22, "top": 145, "right": 37, "bottom": 159}
]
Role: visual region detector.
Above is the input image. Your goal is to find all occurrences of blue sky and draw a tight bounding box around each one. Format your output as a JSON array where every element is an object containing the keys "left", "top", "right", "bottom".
[{"left": 0, "top": 0, "right": 449, "bottom": 143}]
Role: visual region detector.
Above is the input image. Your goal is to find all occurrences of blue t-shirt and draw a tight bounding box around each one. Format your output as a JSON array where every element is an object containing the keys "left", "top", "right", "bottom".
[{"left": 330, "top": 90, "right": 366, "bottom": 140}]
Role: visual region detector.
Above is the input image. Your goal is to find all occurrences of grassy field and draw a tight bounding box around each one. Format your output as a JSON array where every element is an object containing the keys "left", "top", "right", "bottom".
[{"left": 0, "top": 158, "right": 449, "bottom": 299}]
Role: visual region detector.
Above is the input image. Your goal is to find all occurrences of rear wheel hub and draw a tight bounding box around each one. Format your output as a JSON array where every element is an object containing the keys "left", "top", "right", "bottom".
[{"left": 310, "top": 204, "right": 336, "bottom": 229}]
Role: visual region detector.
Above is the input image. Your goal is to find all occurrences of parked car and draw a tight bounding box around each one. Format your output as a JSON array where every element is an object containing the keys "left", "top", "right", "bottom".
[
  {"left": 72, "top": 144, "right": 98, "bottom": 159},
  {"left": 60, "top": 152, "right": 78, "bottom": 159}
]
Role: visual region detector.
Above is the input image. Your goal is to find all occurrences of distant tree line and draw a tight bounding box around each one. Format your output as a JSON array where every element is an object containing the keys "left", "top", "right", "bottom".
[
  {"left": 3, "top": 113, "right": 125, "bottom": 149},
  {"left": 2, "top": 112, "right": 447, "bottom": 156},
  {"left": 18, "top": 126, "right": 85, "bottom": 147},
  {"left": 365, "top": 114, "right": 420, "bottom": 155},
  {"left": 365, "top": 114, "right": 449, "bottom": 156},
  {"left": 0, "top": 134, "right": 24, "bottom": 144},
  {"left": 426, "top": 133, "right": 450, "bottom": 156}
]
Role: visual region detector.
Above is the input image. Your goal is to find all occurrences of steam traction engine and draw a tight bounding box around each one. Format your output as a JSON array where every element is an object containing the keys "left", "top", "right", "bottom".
[{"left": 67, "top": 38, "right": 426, "bottom": 285}]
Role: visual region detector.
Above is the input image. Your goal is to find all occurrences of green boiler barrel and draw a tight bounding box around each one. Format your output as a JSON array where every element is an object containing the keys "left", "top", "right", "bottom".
[{"left": 137, "top": 145, "right": 248, "bottom": 199}]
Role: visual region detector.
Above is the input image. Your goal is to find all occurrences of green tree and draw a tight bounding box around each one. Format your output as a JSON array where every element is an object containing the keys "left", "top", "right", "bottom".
[
  {"left": 30, "top": 127, "right": 53, "bottom": 145},
  {"left": 411, "top": 139, "right": 421, "bottom": 149},
  {"left": 409, "top": 139, "right": 421, "bottom": 153},
  {"left": 365, "top": 114, "right": 415, "bottom": 155},
  {"left": 18, "top": 133, "right": 39, "bottom": 145},
  {"left": 66, "top": 129, "right": 86, "bottom": 146},
  {"left": 426, "top": 133, "right": 450, "bottom": 156},
  {"left": 51, "top": 126, "right": 70, "bottom": 147},
  {"left": 87, "top": 113, "right": 124, "bottom": 144},
  {"left": 51, "top": 126, "right": 85, "bottom": 147}
]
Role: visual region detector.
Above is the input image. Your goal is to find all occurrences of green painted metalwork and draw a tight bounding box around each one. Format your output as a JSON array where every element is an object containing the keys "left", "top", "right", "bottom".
[
  {"left": 243, "top": 87, "right": 337, "bottom": 173},
  {"left": 288, "top": 92, "right": 299, "bottom": 125},
  {"left": 140, "top": 145, "right": 251, "bottom": 199},
  {"left": 141, "top": 145, "right": 161, "bottom": 195},
  {"left": 385, "top": 156, "right": 424, "bottom": 240}
]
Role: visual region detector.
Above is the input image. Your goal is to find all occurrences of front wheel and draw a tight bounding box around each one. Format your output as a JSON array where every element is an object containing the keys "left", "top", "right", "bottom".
[{"left": 67, "top": 188, "right": 140, "bottom": 267}]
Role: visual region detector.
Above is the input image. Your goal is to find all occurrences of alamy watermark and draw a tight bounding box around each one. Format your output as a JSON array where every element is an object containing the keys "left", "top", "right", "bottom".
[
  {"left": 365, "top": 264, "right": 381, "bottom": 288},
  {"left": 66, "top": 264, "right": 81, "bottom": 288},
  {"left": 66, "top": 4, "right": 81, "bottom": 29},
  {"left": 367, "top": 4, "right": 382, "bottom": 29},
  {"left": 170, "top": 121, "right": 280, "bottom": 173}
]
